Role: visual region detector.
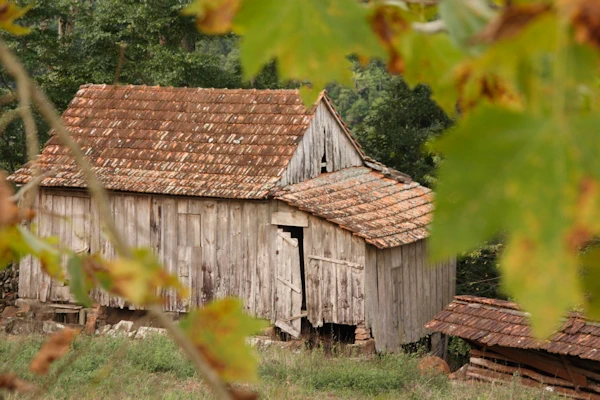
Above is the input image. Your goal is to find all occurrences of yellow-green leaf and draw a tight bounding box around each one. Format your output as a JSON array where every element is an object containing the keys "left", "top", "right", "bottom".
[
  {"left": 17, "top": 226, "right": 63, "bottom": 281},
  {"left": 233, "top": 0, "right": 386, "bottom": 104},
  {"left": 0, "top": 1, "right": 31, "bottom": 36},
  {"left": 100, "top": 248, "right": 187, "bottom": 306},
  {"left": 400, "top": 31, "right": 463, "bottom": 115},
  {"left": 67, "top": 255, "right": 93, "bottom": 307},
  {"left": 180, "top": 298, "right": 267, "bottom": 383},
  {"left": 181, "top": 0, "right": 241, "bottom": 34},
  {"left": 439, "top": 0, "right": 495, "bottom": 52},
  {"left": 430, "top": 106, "right": 600, "bottom": 337}
]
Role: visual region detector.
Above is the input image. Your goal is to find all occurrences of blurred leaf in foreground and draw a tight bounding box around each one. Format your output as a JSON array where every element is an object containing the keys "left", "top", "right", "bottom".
[
  {"left": 430, "top": 106, "right": 600, "bottom": 337},
  {"left": 0, "top": 373, "right": 34, "bottom": 393},
  {"left": 67, "top": 255, "right": 94, "bottom": 307},
  {"left": 180, "top": 298, "right": 267, "bottom": 383},
  {"left": 233, "top": 0, "right": 385, "bottom": 104},
  {"left": 0, "top": 1, "right": 31, "bottom": 35},
  {"left": 181, "top": 0, "right": 241, "bottom": 34},
  {"left": 96, "top": 248, "right": 187, "bottom": 306},
  {"left": 30, "top": 328, "right": 79, "bottom": 375}
]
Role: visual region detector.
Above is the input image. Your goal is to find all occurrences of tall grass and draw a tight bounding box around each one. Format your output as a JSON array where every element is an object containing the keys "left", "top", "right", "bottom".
[{"left": 0, "top": 334, "right": 560, "bottom": 399}]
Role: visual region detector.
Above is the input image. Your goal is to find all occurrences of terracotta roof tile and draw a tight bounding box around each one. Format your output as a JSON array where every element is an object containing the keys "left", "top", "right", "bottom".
[
  {"left": 425, "top": 295, "right": 600, "bottom": 362},
  {"left": 274, "top": 166, "right": 433, "bottom": 248},
  {"left": 9, "top": 85, "right": 320, "bottom": 199}
]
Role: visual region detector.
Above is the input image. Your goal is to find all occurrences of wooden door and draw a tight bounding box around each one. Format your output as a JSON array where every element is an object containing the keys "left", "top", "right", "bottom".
[
  {"left": 274, "top": 229, "right": 302, "bottom": 337},
  {"left": 305, "top": 255, "right": 364, "bottom": 326}
]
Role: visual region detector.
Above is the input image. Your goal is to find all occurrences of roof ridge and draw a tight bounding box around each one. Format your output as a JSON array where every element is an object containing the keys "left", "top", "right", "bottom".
[{"left": 78, "top": 83, "right": 303, "bottom": 93}]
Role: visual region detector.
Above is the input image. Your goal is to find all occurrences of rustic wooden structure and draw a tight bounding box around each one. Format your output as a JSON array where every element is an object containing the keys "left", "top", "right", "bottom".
[
  {"left": 10, "top": 84, "right": 455, "bottom": 351},
  {"left": 427, "top": 295, "right": 600, "bottom": 399}
]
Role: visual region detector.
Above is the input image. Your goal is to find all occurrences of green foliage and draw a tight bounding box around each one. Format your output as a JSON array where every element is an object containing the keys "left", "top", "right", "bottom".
[
  {"left": 431, "top": 104, "right": 600, "bottom": 336},
  {"left": 259, "top": 349, "right": 447, "bottom": 398},
  {"left": 326, "top": 60, "right": 393, "bottom": 127},
  {"left": 438, "top": 0, "right": 494, "bottom": 52},
  {"left": 233, "top": 0, "right": 385, "bottom": 104},
  {"left": 126, "top": 335, "right": 195, "bottom": 377},
  {"left": 353, "top": 78, "right": 452, "bottom": 184},
  {"left": 456, "top": 241, "right": 504, "bottom": 299},
  {"left": 446, "top": 337, "right": 471, "bottom": 370}
]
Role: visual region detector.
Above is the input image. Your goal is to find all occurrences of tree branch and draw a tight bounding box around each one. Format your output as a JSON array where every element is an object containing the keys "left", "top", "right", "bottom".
[{"left": 0, "top": 40, "right": 40, "bottom": 211}]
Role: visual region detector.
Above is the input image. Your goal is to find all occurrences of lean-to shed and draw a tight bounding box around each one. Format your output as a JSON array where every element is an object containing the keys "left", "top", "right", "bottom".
[
  {"left": 9, "top": 84, "right": 455, "bottom": 351},
  {"left": 426, "top": 296, "right": 600, "bottom": 399}
]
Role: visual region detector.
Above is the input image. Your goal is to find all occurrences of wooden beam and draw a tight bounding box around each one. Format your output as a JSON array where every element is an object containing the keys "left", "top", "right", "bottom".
[
  {"left": 491, "top": 346, "right": 588, "bottom": 388},
  {"left": 467, "top": 366, "right": 600, "bottom": 400},
  {"left": 307, "top": 255, "right": 363, "bottom": 269},
  {"left": 277, "top": 276, "right": 301, "bottom": 294},
  {"left": 470, "top": 357, "right": 575, "bottom": 388},
  {"left": 271, "top": 210, "right": 308, "bottom": 228},
  {"left": 277, "top": 231, "right": 298, "bottom": 247}
]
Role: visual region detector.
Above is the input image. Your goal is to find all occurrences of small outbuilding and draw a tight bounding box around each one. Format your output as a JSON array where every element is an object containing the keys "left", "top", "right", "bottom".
[
  {"left": 10, "top": 84, "right": 455, "bottom": 351},
  {"left": 427, "top": 295, "right": 600, "bottom": 399}
]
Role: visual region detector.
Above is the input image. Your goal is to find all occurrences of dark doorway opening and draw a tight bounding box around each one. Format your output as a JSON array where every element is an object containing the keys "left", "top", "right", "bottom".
[{"left": 279, "top": 225, "right": 307, "bottom": 310}]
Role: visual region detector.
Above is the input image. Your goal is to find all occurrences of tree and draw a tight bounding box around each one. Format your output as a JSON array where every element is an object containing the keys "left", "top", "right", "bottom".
[{"left": 353, "top": 78, "right": 451, "bottom": 184}]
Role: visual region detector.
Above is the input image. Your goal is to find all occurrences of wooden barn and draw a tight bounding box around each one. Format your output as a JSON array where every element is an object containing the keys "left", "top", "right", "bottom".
[
  {"left": 427, "top": 296, "right": 600, "bottom": 399},
  {"left": 9, "top": 84, "right": 455, "bottom": 351}
]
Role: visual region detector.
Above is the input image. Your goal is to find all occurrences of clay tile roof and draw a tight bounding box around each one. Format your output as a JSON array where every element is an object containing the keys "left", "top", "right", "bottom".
[
  {"left": 273, "top": 166, "right": 433, "bottom": 248},
  {"left": 426, "top": 295, "right": 600, "bottom": 362},
  {"left": 9, "top": 84, "right": 322, "bottom": 199}
]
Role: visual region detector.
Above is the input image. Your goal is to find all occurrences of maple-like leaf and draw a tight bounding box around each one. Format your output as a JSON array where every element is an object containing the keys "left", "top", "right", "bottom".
[
  {"left": 98, "top": 248, "right": 187, "bottom": 306},
  {"left": 181, "top": 0, "right": 241, "bottom": 34},
  {"left": 400, "top": 31, "right": 463, "bottom": 115},
  {"left": 559, "top": 0, "right": 600, "bottom": 51},
  {"left": 369, "top": 4, "right": 409, "bottom": 74},
  {"left": 473, "top": 3, "right": 552, "bottom": 44},
  {"left": 67, "top": 255, "right": 94, "bottom": 307},
  {"left": 430, "top": 106, "right": 600, "bottom": 337},
  {"left": 180, "top": 298, "right": 267, "bottom": 383},
  {"left": 439, "top": 0, "right": 495, "bottom": 52},
  {"left": 233, "top": 0, "right": 386, "bottom": 104},
  {"left": 0, "top": 1, "right": 31, "bottom": 35}
]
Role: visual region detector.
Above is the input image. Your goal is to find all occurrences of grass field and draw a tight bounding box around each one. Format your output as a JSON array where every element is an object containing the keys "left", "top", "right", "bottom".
[{"left": 0, "top": 334, "right": 560, "bottom": 399}]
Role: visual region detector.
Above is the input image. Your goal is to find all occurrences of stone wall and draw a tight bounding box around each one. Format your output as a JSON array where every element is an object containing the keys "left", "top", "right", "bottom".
[{"left": 0, "top": 263, "right": 19, "bottom": 313}]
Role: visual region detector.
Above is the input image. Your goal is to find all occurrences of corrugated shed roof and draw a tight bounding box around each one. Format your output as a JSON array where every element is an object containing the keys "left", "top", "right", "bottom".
[
  {"left": 274, "top": 166, "right": 433, "bottom": 248},
  {"left": 426, "top": 295, "right": 600, "bottom": 362},
  {"left": 9, "top": 84, "right": 320, "bottom": 199}
]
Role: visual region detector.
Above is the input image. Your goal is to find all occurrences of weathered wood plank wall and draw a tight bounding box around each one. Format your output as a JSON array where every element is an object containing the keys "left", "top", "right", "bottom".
[
  {"left": 303, "top": 215, "right": 367, "bottom": 327},
  {"left": 20, "top": 191, "right": 455, "bottom": 351},
  {"left": 20, "top": 189, "right": 279, "bottom": 318},
  {"left": 278, "top": 102, "right": 364, "bottom": 186},
  {"left": 365, "top": 239, "right": 456, "bottom": 352}
]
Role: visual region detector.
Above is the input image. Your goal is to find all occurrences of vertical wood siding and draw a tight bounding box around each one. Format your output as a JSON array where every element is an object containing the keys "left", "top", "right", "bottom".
[
  {"left": 365, "top": 239, "right": 457, "bottom": 352},
  {"left": 20, "top": 189, "right": 279, "bottom": 318},
  {"left": 303, "top": 215, "right": 367, "bottom": 327},
  {"left": 19, "top": 191, "right": 453, "bottom": 350},
  {"left": 278, "top": 102, "right": 364, "bottom": 186}
]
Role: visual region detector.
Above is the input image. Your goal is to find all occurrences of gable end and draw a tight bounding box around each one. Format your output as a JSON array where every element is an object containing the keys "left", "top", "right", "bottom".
[{"left": 278, "top": 96, "right": 365, "bottom": 186}]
